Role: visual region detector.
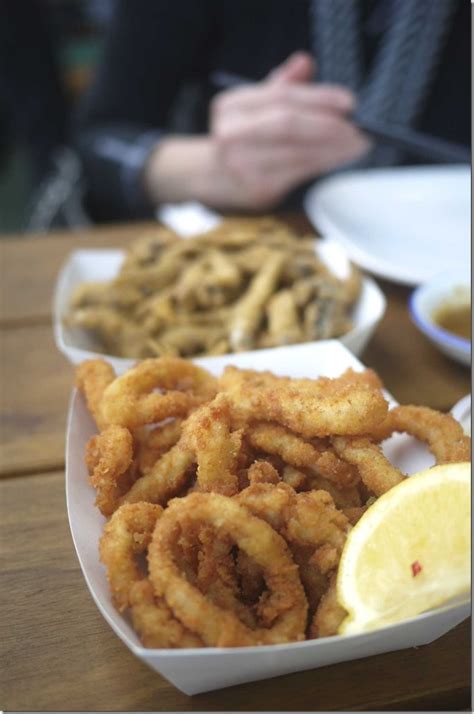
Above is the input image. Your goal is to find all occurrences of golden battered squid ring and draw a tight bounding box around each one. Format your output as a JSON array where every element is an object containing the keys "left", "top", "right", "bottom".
[
  {"left": 332, "top": 406, "right": 471, "bottom": 498},
  {"left": 181, "top": 394, "right": 242, "bottom": 496},
  {"left": 129, "top": 580, "right": 204, "bottom": 648},
  {"left": 100, "top": 358, "right": 216, "bottom": 428},
  {"left": 236, "top": 482, "right": 350, "bottom": 559},
  {"left": 369, "top": 405, "right": 471, "bottom": 464},
  {"left": 86, "top": 425, "right": 135, "bottom": 516},
  {"left": 148, "top": 492, "right": 308, "bottom": 647},
  {"left": 236, "top": 482, "right": 351, "bottom": 637},
  {"left": 100, "top": 502, "right": 164, "bottom": 611},
  {"left": 246, "top": 422, "right": 359, "bottom": 489},
  {"left": 134, "top": 418, "right": 184, "bottom": 474},
  {"left": 195, "top": 525, "right": 257, "bottom": 628},
  {"left": 100, "top": 502, "right": 203, "bottom": 648},
  {"left": 76, "top": 358, "right": 116, "bottom": 430},
  {"left": 123, "top": 394, "right": 243, "bottom": 505},
  {"left": 219, "top": 366, "right": 389, "bottom": 439},
  {"left": 331, "top": 436, "right": 405, "bottom": 498}
]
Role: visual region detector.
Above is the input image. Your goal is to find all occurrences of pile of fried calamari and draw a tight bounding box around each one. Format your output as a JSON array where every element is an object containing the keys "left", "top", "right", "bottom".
[
  {"left": 66, "top": 218, "right": 361, "bottom": 358},
  {"left": 76, "top": 357, "right": 470, "bottom": 648}
]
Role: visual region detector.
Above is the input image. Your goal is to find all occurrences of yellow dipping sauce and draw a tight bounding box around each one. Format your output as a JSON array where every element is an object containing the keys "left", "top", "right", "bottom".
[{"left": 433, "top": 303, "right": 471, "bottom": 340}]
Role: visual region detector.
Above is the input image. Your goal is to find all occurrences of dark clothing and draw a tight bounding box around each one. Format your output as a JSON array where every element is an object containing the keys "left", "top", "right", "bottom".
[
  {"left": 76, "top": 0, "right": 471, "bottom": 221},
  {"left": 0, "top": 0, "right": 68, "bottom": 182}
]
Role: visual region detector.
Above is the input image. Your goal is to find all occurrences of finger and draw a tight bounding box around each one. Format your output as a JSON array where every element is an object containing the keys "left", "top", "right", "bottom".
[
  {"left": 227, "top": 145, "right": 336, "bottom": 207},
  {"left": 213, "top": 82, "right": 356, "bottom": 122},
  {"left": 224, "top": 138, "right": 368, "bottom": 179},
  {"left": 224, "top": 140, "right": 371, "bottom": 209},
  {"left": 216, "top": 105, "right": 365, "bottom": 145},
  {"left": 267, "top": 51, "right": 316, "bottom": 84},
  {"left": 219, "top": 144, "right": 317, "bottom": 207},
  {"left": 222, "top": 143, "right": 318, "bottom": 174}
]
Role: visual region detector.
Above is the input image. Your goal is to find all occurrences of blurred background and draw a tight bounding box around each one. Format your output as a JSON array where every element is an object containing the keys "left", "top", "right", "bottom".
[
  {"left": 0, "top": 0, "right": 113, "bottom": 234},
  {"left": 0, "top": 0, "right": 470, "bottom": 236}
]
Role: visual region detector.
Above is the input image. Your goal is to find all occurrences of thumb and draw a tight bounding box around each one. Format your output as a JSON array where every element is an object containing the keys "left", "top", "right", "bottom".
[{"left": 267, "top": 51, "right": 316, "bottom": 84}]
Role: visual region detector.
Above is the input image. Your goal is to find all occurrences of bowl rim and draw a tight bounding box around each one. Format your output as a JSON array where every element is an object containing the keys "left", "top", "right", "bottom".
[{"left": 408, "top": 290, "right": 471, "bottom": 353}]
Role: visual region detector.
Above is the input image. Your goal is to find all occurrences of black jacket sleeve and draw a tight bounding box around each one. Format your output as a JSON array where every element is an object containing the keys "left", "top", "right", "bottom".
[{"left": 76, "top": 0, "right": 216, "bottom": 220}]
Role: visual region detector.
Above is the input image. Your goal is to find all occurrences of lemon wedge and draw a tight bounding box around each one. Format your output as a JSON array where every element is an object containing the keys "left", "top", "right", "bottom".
[{"left": 337, "top": 462, "right": 471, "bottom": 635}]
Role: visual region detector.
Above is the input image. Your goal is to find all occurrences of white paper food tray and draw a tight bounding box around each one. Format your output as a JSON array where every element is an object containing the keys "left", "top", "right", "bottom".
[
  {"left": 65, "top": 341, "right": 469, "bottom": 695},
  {"left": 54, "top": 241, "right": 386, "bottom": 372}
]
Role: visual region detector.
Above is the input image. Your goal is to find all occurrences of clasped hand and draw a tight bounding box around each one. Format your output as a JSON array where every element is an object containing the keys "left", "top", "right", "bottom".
[
  {"left": 145, "top": 52, "right": 371, "bottom": 210},
  {"left": 209, "top": 51, "right": 371, "bottom": 210}
]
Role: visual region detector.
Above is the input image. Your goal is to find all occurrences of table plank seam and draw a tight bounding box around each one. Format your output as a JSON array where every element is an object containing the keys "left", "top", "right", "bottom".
[
  {"left": 0, "top": 315, "right": 51, "bottom": 329},
  {"left": 0, "top": 462, "right": 65, "bottom": 479}
]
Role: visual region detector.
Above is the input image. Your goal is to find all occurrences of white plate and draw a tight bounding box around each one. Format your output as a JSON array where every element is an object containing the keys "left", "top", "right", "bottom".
[
  {"left": 54, "top": 242, "right": 386, "bottom": 371},
  {"left": 65, "top": 341, "right": 469, "bottom": 695},
  {"left": 409, "top": 268, "right": 471, "bottom": 366},
  {"left": 304, "top": 165, "right": 471, "bottom": 286}
]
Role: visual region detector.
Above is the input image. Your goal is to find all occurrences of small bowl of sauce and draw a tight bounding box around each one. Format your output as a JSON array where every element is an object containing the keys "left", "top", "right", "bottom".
[
  {"left": 409, "top": 272, "right": 471, "bottom": 366},
  {"left": 433, "top": 295, "right": 471, "bottom": 341}
]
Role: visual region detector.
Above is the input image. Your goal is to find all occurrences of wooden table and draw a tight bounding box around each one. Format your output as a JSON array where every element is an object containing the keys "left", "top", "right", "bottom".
[{"left": 0, "top": 222, "right": 471, "bottom": 712}]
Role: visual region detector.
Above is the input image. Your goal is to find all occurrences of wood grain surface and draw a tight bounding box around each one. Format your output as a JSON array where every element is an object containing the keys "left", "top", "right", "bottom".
[
  {"left": 362, "top": 279, "right": 470, "bottom": 410},
  {"left": 1, "top": 471, "right": 470, "bottom": 712},
  {"left": 1, "top": 222, "right": 471, "bottom": 711},
  {"left": 0, "top": 324, "right": 70, "bottom": 475},
  {"left": 0, "top": 222, "right": 153, "bottom": 326}
]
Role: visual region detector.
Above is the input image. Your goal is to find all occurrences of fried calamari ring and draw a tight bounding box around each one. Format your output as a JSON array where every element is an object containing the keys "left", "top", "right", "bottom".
[
  {"left": 335, "top": 367, "right": 384, "bottom": 391},
  {"left": 182, "top": 395, "right": 241, "bottom": 496},
  {"left": 247, "top": 422, "right": 359, "bottom": 488},
  {"left": 332, "top": 407, "right": 470, "bottom": 498},
  {"left": 237, "top": 483, "right": 350, "bottom": 560},
  {"left": 285, "top": 490, "right": 350, "bottom": 557},
  {"left": 86, "top": 425, "right": 135, "bottom": 516},
  {"left": 76, "top": 359, "right": 116, "bottom": 430},
  {"left": 237, "top": 483, "right": 350, "bottom": 632},
  {"left": 129, "top": 580, "right": 203, "bottom": 648},
  {"left": 121, "top": 438, "right": 195, "bottom": 506},
  {"left": 291, "top": 545, "right": 330, "bottom": 613},
  {"left": 134, "top": 418, "right": 183, "bottom": 474},
  {"left": 196, "top": 525, "right": 257, "bottom": 628},
  {"left": 236, "top": 481, "right": 293, "bottom": 531},
  {"left": 124, "top": 395, "right": 244, "bottom": 503},
  {"left": 100, "top": 503, "right": 202, "bottom": 648},
  {"left": 309, "top": 574, "right": 347, "bottom": 638},
  {"left": 148, "top": 492, "right": 307, "bottom": 646},
  {"left": 247, "top": 460, "right": 281, "bottom": 485},
  {"left": 101, "top": 358, "right": 216, "bottom": 429},
  {"left": 281, "top": 465, "right": 308, "bottom": 491},
  {"left": 305, "top": 471, "right": 362, "bottom": 509},
  {"left": 100, "top": 502, "right": 163, "bottom": 610},
  {"left": 220, "top": 367, "right": 388, "bottom": 438},
  {"left": 235, "top": 549, "right": 265, "bottom": 605},
  {"left": 370, "top": 405, "right": 471, "bottom": 464},
  {"left": 342, "top": 505, "right": 370, "bottom": 526},
  {"left": 331, "top": 437, "right": 405, "bottom": 497},
  {"left": 282, "top": 461, "right": 360, "bottom": 512}
]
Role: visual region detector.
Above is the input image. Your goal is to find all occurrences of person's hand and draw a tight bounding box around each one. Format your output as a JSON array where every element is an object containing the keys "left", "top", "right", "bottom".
[
  {"left": 208, "top": 51, "right": 371, "bottom": 209},
  {"left": 144, "top": 52, "right": 371, "bottom": 210}
]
